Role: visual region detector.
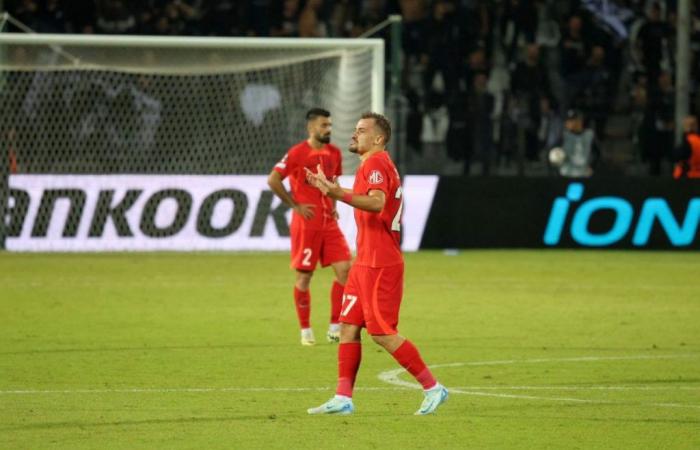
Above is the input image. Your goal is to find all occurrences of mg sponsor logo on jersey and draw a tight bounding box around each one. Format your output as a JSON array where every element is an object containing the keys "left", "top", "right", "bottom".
[
  {"left": 6, "top": 175, "right": 438, "bottom": 252},
  {"left": 368, "top": 170, "right": 383, "bottom": 185}
]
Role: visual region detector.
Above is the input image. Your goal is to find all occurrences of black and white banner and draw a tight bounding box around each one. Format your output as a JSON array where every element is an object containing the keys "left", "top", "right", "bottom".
[{"left": 6, "top": 175, "right": 438, "bottom": 252}]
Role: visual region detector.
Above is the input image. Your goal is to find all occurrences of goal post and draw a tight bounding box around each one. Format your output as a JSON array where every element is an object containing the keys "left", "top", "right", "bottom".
[
  {"left": 0, "top": 33, "right": 384, "bottom": 175},
  {"left": 0, "top": 33, "right": 392, "bottom": 251}
]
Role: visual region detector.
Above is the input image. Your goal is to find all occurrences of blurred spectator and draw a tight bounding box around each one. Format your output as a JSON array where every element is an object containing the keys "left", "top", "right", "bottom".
[
  {"left": 576, "top": 45, "right": 612, "bottom": 137},
  {"left": 537, "top": 95, "right": 563, "bottom": 158},
  {"left": 449, "top": 71, "right": 495, "bottom": 174},
  {"left": 458, "top": 0, "right": 491, "bottom": 50},
  {"left": 37, "top": 0, "right": 68, "bottom": 33},
  {"left": 399, "top": 0, "right": 428, "bottom": 61},
  {"left": 271, "top": 0, "right": 301, "bottom": 37},
  {"left": 420, "top": 91, "right": 449, "bottom": 154},
  {"left": 7, "top": 0, "right": 41, "bottom": 30},
  {"left": 464, "top": 46, "right": 490, "bottom": 90},
  {"left": 166, "top": 0, "right": 203, "bottom": 35},
  {"left": 64, "top": 1, "right": 96, "bottom": 33},
  {"left": 558, "top": 109, "right": 598, "bottom": 178},
  {"left": 501, "top": 0, "right": 538, "bottom": 66},
  {"left": 353, "top": 0, "right": 390, "bottom": 36},
  {"left": 446, "top": 86, "right": 469, "bottom": 164},
  {"left": 630, "top": 73, "right": 656, "bottom": 168},
  {"left": 404, "top": 88, "right": 424, "bottom": 153},
  {"left": 200, "top": 1, "right": 243, "bottom": 36},
  {"left": 298, "top": 0, "right": 327, "bottom": 37},
  {"left": 510, "top": 43, "right": 551, "bottom": 160},
  {"left": 422, "top": 0, "right": 465, "bottom": 95},
  {"left": 327, "top": 0, "right": 360, "bottom": 37},
  {"left": 673, "top": 115, "right": 700, "bottom": 179},
  {"left": 647, "top": 71, "right": 675, "bottom": 175},
  {"left": 247, "top": 0, "right": 274, "bottom": 36},
  {"left": 466, "top": 71, "right": 495, "bottom": 174},
  {"left": 636, "top": 2, "right": 671, "bottom": 85},
  {"left": 144, "top": 1, "right": 202, "bottom": 35},
  {"left": 94, "top": 0, "right": 137, "bottom": 34},
  {"left": 560, "top": 14, "right": 589, "bottom": 98}
]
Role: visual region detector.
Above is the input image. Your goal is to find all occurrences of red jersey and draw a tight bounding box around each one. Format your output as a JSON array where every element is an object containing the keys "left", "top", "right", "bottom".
[
  {"left": 353, "top": 151, "right": 403, "bottom": 267},
  {"left": 274, "top": 140, "right": 343, "bottom": 230}
]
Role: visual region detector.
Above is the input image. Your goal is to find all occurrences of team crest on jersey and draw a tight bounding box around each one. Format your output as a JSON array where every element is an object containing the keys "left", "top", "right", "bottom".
[{"left": 368, "top": 170, "right": 384, "bottom": 184}]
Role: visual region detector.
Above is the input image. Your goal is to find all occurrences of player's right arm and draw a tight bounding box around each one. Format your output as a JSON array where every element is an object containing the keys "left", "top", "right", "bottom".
[
  {"left": 305, "top": 165, "right": 384, "bottom": 213},
  {"left": 267, "top": 170, "right": 315, "bottom": 219}
]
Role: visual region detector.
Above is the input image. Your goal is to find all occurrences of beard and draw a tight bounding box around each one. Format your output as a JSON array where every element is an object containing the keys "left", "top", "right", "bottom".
[
  {"left": 349, "top": 142, "right": 358, "bottom": 153},
  {"left": 317, "top": 133, "right": 331, "bottom": 144}
]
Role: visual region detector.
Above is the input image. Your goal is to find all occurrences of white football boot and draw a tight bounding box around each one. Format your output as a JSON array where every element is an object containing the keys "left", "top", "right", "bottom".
[
  {"left": 300, "top": 328, "right": 316, "bottom": 346},
  {"left": 414, "top": 383, "right": 449, "bottom": 415}
]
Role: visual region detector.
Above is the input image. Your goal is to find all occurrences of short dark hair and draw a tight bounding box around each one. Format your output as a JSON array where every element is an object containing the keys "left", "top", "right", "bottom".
[
  {"left": 361, "top": 111, "right": 391, "bottom": 145},
  {"left": 306, "top": 108, "right": 331, "bottom": 121}
]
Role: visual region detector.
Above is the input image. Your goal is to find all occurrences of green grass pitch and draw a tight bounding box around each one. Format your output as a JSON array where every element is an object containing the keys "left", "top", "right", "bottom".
[{"left": 1, "top": 250, "right": 699, "bottom": 449}]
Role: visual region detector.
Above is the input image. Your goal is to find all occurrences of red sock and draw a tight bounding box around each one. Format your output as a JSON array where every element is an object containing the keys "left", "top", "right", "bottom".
[
  {"left": 336, "top": 342, "right": 362, "bottom": 397},
  {"left": 391, "top": 340, "right": 437, "bottom": 390},
  {"left": 293, "top": 287, "right": 310, "bottom": 329},
  {"left": 330, "top": 281, "right": 344, "bottom": 324}
]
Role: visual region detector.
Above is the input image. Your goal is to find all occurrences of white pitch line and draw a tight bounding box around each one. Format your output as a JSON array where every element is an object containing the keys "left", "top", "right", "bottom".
[
  {"left": 445, "top": 388, "right": 700, "bottom": 410},
  {"left": 428, "top": 354, "right": 700, "bottom": 369},
  {"left": 377, "top": 354, "right": 700, "bottom": 410}
]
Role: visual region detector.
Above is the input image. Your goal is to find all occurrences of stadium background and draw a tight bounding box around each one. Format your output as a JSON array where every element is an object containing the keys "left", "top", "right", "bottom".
[
  {"left": 1, "top": 2, "right": 699, "bottom": 450},
  {"left": 2, "top": 0, "right": 700, "bottom": 251}
]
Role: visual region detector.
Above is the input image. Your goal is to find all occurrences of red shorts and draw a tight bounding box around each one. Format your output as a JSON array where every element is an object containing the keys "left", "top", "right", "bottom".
[
  {"left": 290, "top": 220, "right": 351, "bottom": 271},
  {"left": 340, "top": 263, "right": 404, "bottom": 335}
]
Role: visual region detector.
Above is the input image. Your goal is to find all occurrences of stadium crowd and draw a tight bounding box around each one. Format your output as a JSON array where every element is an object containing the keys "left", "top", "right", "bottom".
[{"left": 3, "top": 0, "right": 700, "bottom": 176}]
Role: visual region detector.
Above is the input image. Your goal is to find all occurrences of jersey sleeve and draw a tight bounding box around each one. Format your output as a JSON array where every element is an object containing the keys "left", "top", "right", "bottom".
[
  {"left": 360, "top": 157, "right": 391, "bottom": 196},
  {"left": 273, "top": 148, "right": 296, "bottom": 179}
]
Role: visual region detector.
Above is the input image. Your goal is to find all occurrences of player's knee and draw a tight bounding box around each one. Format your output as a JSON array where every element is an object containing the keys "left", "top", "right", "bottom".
[
  {"left": 370, "top": 334, "right": 402, "bottom": 352},
  {"left": 339, "top": 323, "right": 361, "bottom": 343},
  {"left": 335, "top": 261, "right": 351, "bottom": 284},
  {"left": 295, "top": 270, "right": 313, "bottom": 290},
  {"left": 370, "top": 334, "right": 390, "bottom": 348}
]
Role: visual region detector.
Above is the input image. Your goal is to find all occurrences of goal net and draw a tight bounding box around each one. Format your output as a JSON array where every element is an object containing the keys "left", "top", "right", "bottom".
[
  {"left": 0, "top": 34, "right": 386, "bottom": 251},
  {"left": 0, "top": 34, "right": 384, "bottom": 175}
]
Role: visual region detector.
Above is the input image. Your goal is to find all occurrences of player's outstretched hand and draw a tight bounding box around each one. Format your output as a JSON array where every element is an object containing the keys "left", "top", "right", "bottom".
[
  {"left": 304, "top": 166, "right": 330, "bottom": 195},
  {"left": 306, "top": 165, "right": 343, "bottom": 199}
]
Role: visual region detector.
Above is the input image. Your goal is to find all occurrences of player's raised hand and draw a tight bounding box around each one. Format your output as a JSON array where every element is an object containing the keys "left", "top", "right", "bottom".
[
  {"left": 304, "top": 167, "right": 329, "bottom": 195},
  {"left": 317, "top": 165, "right": 344, "bottom": 199},
  {"left": 305, "top": 165, "right": 343, "bottom": 199}
]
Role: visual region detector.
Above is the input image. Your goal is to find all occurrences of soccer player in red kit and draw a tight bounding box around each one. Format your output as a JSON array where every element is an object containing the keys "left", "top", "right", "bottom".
[
  {"left": 305, "top": 112, "right": 448, "bottom": 415},
  {"left": 268, "top": 108, "right": 352, "bottom": 346}
]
